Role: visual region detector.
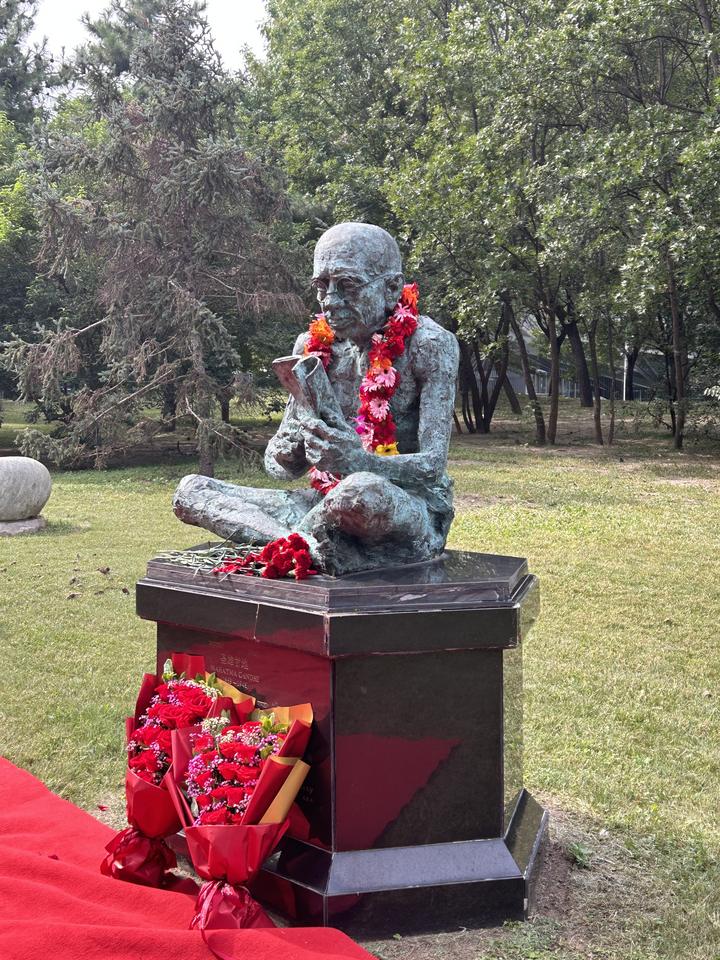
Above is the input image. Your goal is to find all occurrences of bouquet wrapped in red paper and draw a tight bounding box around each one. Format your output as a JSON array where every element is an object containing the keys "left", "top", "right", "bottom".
[
  {"left": 101, "top": 652, "right": 255, "bottom": 888},
  {"left": 169, "top": 704, "right": 313, "bottom": 930}
]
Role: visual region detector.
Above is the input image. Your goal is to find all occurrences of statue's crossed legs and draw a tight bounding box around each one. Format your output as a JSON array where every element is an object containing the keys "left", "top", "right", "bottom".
[{"left": 173, "top": 472, "right": 445, "bottom": 575}]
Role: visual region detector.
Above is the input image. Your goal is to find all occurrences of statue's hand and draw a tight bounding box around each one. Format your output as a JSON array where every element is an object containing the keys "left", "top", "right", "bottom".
[
  {"left": 303, "top": 418, "right": 367, "bottom": 475},
  {"left": 265, "top": 421, "right": 308, "bottom": 480}
]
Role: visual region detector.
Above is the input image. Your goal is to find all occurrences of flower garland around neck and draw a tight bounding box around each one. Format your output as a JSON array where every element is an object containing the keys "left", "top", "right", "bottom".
[{"left": 304, "top": 282, "right": 419, "bottom": 495}]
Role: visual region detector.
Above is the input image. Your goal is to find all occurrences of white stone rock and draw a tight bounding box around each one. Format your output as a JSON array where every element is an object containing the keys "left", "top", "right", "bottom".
[{"left": 0, "top": 457, "right": 52, "bottom": 522}]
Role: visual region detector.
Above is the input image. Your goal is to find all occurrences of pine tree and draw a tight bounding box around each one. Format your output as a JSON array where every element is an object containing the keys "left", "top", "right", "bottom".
[
  {"left": 12, "top": 0, "right": 302, "bottom": 471},
  {"left": 0, "top": 0, "right": 54, "bottom": 130}
]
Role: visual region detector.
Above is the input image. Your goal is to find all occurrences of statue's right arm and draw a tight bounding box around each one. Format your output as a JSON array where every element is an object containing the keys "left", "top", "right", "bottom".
[{"left": 264, "top": 332, "right": 310, "bottom": 481}]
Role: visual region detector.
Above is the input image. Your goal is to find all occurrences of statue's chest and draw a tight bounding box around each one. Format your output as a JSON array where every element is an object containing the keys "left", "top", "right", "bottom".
[{"left": 330, "top": 345, "right": 418, "bottom": 420}]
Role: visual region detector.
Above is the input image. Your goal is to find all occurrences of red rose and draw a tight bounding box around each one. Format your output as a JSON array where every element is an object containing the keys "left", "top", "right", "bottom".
[
  {"left": 218, "top": 762, "right": 256, "bottom": 783},
  {"left": 146, "top": 702, "right": 184, "bottom": 726},
  {"left": 196, "top": 794, "right": 213, "bottom": 809},
  {"left": 129, "top": 752, "right": 159, "bottom": 774},
  {"left": 219, "top": 741, "right": 257, "bottom": 763},
  {"left": 223, "top": 786, "right": 250, "bottom": 806},
  {"left": 155, "top": 728, "right": 172, "bottom": 751},
  {"left": 176, "top": 709, "right": 205, "bottom": 729},
  {"left": 130, "top": 724, "right": 161, "bottom": 747},
  {"left": 173, "top": 683, "right": 212, "bottom": 712},
  {"left": 192, "top": 732, "right": 215, "bottom": 752},
  {"left": 199, "top": 807, "right": 229, "bottom": 825},
  {"left": 198, "top": 749, "right": 220, "bottom": 768},
  {"left": 193, "top": 769, "right": 215, "bottom": 790}
]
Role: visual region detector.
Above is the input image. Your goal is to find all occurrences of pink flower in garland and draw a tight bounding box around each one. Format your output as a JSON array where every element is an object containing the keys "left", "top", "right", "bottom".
[
  {"left": 368, "top": 397, "right": 390, "bottom": 420},
  {"left": 373, "top": 368, "right": 396, "bottom": 389},
  {"left": 302, "top": 282, "right": 419, "bottom": 496}
]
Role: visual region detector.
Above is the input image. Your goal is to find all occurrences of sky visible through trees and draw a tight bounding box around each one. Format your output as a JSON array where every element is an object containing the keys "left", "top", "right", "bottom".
[{"left": 30, "top": 0, "right": 265, "bottom": 66}]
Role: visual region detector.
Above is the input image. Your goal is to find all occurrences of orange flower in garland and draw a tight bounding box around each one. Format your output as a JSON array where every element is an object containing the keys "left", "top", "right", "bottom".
[
  {"left": 305, "top": 314, "right": 335, "bottom": 369},
  {"left": 304, "top": 283, "right": 419, "bottom": 495}
]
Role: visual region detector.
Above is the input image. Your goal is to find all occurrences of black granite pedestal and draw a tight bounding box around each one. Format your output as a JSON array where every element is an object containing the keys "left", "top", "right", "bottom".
[{"left": 136, "top": 550, "right": 547, "bottom": 936}]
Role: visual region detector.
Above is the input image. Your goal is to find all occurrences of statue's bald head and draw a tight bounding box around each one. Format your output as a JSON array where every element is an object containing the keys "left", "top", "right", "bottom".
[
  {"left": 312, "top": 222, "right": 405, "bottom": 342},
  {"left": 314, "top": 222, "right": 402, "bottom": 278}
]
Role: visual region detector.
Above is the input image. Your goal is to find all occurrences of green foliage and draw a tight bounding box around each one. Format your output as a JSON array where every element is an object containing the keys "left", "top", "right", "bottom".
[
  {"left": 258, "top": 0, "right": 720, "bottom": 447},
  {"left": 566, "top": 841, "right": 592, "bottom": 869}
]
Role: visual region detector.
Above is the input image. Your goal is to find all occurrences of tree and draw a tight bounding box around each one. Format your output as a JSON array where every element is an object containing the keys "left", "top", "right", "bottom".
[
  {"left": 0, "top": 0, "right": 52, "bottom": 130},
  {"left": 10, "top": 0, "right": 302, "bottom": 471}
]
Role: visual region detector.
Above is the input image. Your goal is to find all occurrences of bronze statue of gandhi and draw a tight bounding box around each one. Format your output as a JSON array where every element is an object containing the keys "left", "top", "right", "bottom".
[{"left": 173, "top": 222, "right": 459, "bottom": 576}]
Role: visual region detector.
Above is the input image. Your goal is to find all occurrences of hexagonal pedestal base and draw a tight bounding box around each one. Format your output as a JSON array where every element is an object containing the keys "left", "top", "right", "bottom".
[
  {"left": 256, "top": 789, "right": 547, "bottom": 936},
  {"left": 138, "top": 548, "right": 546, "bottom": 936}
]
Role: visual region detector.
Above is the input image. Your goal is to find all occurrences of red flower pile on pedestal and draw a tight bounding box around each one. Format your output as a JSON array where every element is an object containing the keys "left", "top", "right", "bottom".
[
  {"left": 212, "top": 533, "right": 317, "bottom": 581},
  {"left": 304, "top": 282, "right": 420, "bottom": 495}
]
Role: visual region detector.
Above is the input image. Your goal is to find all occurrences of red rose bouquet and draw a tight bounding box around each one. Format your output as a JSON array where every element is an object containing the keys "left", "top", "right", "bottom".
[
  {"left": 101, "top": 653, "right": 254, "bottom": 888},
  {"left": 168, "top": 704, "right": 313, "bottom": 931}
]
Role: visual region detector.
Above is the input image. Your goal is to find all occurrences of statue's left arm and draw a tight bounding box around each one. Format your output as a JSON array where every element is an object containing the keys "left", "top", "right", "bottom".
[{"left": 303, "top": 324, "right": 459, "bottom": 486}]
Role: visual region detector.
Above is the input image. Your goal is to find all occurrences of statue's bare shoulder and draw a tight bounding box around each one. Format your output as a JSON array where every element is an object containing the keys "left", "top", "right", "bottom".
[{"left": 408, "top": 315, "right": 460, "bottom": 382}]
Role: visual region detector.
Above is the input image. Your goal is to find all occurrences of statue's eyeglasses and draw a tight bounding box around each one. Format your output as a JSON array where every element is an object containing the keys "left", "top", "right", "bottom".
[{"left": 311, "top": 273, "right": 392, "bottom": 299}]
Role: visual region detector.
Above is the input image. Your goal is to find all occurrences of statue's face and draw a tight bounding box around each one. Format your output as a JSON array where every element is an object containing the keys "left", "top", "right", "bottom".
[{"left": 312, "top": 238, "right": 402, "bottom": 343}]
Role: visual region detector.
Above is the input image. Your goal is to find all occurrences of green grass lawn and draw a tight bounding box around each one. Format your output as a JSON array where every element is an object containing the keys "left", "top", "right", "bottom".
[{"left": 1, "top": 407, "right": 719, "bottom": 959}]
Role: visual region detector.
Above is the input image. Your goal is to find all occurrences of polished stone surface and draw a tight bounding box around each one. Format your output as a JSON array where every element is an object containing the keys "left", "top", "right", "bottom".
[
  {"left": 138, "top": 549, "right": 539, "bottom": 657},
  {"left": 139, "top": 549, "right": 545, "bottom": 932},
  {"left": 256, "top": 791, "right": 547, "bottom": 934},
  {"left": 145, "top": 547, "right": 530, "bottom": 610}
]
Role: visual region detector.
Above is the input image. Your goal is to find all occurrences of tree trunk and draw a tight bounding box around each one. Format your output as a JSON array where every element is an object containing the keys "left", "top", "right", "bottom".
[
  {"left": 457, "top": 338, "right": 481, "bottom": 433},
  {"left": 623, "top": 347, "right": 639, "bottom": 401},
  {"left": 663, "top": 345, "right": 677, "bottom": 436},
  {"left": 461, "top": 388, "right": 474, "bottom": 433},
  {"left": 198, "top": 444, "right": 214, "bottom": 477},
  {"left": 695, "top": 0, "right": 720, "bottom": 77},
  {"left": 547, "top": 306, "right": 561, "bottom": 444},
  {"left": 666, "top": 255, "right": 687, "bottom": 450},
  {"left": 483, "top": 316, "right": 511, "bottom": 431},
  {"left": 607, "top": 315, "right": 617, "bottom": 445},
  {"left": 565, "top": 319, "right": 594, "bottom": 407},
  {"left": 161, "top": 383, "right": 177, "bottom": 432},
  {"left": 587, "top": 319, "right": 604, "bottom": 445},
  {"left": 471, "top": 338, "right": 490, "bottom": 434},
  {"left": 220, "top": 397, "right": 231, "bottom": 423},
  {"left": 501, "top": 369, "right": 522, "bottom": 413},
  {"left": 506, "top": 296, "right": 546, "bottom": 444}
]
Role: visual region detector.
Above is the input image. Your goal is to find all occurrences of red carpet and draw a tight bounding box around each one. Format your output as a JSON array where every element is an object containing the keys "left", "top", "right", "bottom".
[{"left": 0, "top": 758, "right": 373, "bottom": 960}]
